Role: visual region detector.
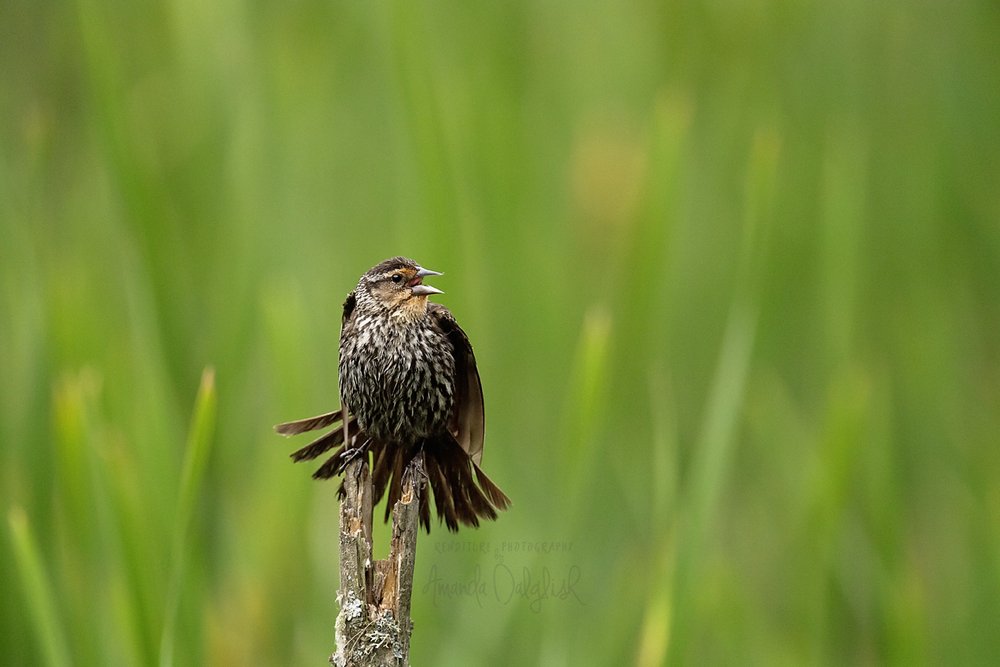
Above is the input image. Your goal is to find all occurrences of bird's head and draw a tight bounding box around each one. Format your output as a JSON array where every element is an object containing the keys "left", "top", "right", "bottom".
[{"left": 358, "top": 256, "right": 443, "bottom": 317}]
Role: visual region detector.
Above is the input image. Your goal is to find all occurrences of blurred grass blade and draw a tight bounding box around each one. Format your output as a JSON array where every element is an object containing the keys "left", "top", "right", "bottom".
[
  {"left": 636, "top": 590, "right": 671, "bottom": 667},
  {"left": 636, "top": 533, "right": 675, "bottom": 667},
  {"left": 648, "top": 368, "right": 678, "bottom": 527},
  {"left": 668, "top": 129, "right": 775, "bottom": 662},
  {"left": 820, "top": 118, "right": 867, "bottom": 362},
  {"left": 668, "top": 299, "right": 757, "bottom": 662},
  {"left": 688, "top": 301, "right": 757, "bottom": 543},
  {"left": 159, "top": 368, "right": 217, "bottom": 667},
  {"left": 560, "top": 306, "right": 613, "bottom": 511},
  {"left": 7, "top": 507, "right": 71, "bottom": 667},
  {"left": 685, "top": 127, "right": 776, "bottom": 543}
]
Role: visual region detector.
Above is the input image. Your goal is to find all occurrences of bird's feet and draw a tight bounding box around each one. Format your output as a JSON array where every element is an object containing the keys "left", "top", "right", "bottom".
[{"left": 338, "top": 443, "right": 368, "bottom": 466}]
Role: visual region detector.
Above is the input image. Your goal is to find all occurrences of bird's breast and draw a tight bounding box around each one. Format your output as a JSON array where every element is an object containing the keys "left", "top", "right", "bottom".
[{"left": 339, "top": 314, "right": 455, "bottom": 441}]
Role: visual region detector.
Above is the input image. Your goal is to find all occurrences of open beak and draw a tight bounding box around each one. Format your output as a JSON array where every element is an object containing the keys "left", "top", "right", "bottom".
[{"left": 410, "top": 265, "right": 444, "bottom": 296}]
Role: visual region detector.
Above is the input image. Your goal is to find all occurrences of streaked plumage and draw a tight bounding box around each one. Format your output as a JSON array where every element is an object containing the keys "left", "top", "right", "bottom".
[{"left": 275, "top": 257, "right": 509, "bottom": 531}]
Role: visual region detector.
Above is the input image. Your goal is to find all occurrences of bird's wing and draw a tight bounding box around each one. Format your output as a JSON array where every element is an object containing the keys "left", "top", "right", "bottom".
[
  {"left": 274, "top": 410, "right": 343, "bottom": 436},
  {"left": 428, "top": 303, "right": 485, "bottom": 466},
  {"left": 342, "top": 291, "right": 357, "bottom": 326},
  {"left": 338, "top": 291, "right": 360, "bottom": 412}
]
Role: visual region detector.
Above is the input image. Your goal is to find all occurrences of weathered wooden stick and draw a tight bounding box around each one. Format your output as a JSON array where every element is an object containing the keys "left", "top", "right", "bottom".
[{"left": 332, "top": 452, "right": 424, "bottom": 667}]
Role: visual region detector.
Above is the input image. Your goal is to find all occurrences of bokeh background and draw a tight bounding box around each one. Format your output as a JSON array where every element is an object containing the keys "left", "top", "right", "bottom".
[{"left": 3, "top": 0, "right": 1000, "bottom": 665}]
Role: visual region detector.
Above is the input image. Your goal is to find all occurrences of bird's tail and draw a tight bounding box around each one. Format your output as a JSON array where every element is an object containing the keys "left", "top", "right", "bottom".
[
  {"left": 372, "top": 434, "right": 510, "bottom": 532},
  {"left": 277, "top": 410, "right": 510, "bottom": 532}
]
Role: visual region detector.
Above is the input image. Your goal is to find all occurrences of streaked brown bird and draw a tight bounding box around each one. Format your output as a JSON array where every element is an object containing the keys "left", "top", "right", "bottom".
[{"left": 275, "top": 257, "right": 510, "bottom": 531}]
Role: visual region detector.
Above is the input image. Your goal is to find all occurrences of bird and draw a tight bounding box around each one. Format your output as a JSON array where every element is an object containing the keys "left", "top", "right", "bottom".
[{"left": 274, "top": 257, "right": 510, "bottom": 532}]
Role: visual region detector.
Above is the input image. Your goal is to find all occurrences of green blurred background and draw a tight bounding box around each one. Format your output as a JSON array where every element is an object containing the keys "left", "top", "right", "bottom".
[{"left": 2, "top": 0, "right": 999, "bottom": 665}]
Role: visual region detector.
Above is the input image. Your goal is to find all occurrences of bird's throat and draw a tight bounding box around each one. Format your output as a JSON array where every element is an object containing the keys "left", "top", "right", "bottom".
[{"left": 394, "top": 294, "right": 429, "bottom": 321}]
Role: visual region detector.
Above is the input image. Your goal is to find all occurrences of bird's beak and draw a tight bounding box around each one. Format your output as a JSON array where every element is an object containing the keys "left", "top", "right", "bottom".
[{"left": 411, "top": 265, "right": 444, "bottom": 296}]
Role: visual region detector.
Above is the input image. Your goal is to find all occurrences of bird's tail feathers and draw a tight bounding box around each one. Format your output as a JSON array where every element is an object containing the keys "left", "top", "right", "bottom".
[
  {"left": 285, "top": 421, "right": 509, "bottom": 533},
  {"left": 406, "top": 434, "right": 509, "bottom": 532}
]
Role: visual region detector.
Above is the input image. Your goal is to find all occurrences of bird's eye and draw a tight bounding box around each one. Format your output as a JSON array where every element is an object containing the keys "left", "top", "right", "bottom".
[{"left": 391, "top": 274, "right": 403, "bottom": 284}]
